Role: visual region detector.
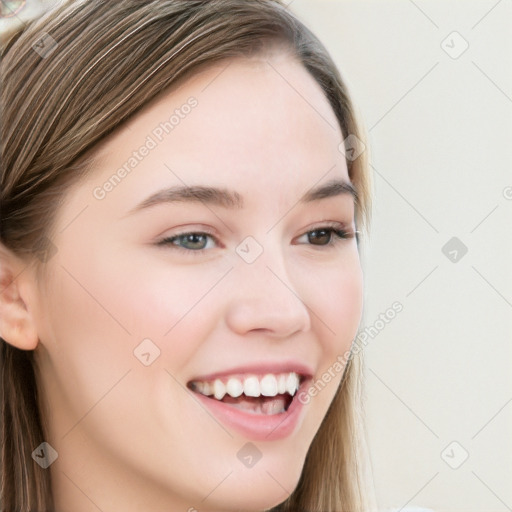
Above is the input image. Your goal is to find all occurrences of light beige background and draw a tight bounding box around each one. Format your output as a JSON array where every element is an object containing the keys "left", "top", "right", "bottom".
[
  {"left": 287, "top": 1, "right": 512, "bottom": 511},
  {"left": 2, "top": 1, "right": 511, "bottom": 511}
]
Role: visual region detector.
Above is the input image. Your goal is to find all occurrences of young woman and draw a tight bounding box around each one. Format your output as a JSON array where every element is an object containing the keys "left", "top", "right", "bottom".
[{"left": 0, "top": 1, "right": 374, "bottom": 510}]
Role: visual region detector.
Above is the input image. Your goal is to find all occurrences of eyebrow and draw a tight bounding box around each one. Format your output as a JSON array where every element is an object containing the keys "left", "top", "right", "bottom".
[{"left": 128, "top": 178, "right": 357, "bottom": 214}]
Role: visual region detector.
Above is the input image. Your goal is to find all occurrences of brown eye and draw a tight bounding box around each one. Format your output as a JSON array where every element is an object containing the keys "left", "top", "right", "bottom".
[
  {"left": 297, "top": 226, "right": 354, "bottom": 247},
  {"left": 307, "top": 228, "right": 334, "bottom": 245}
]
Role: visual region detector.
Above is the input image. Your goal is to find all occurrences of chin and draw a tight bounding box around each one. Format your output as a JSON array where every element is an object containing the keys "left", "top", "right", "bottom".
[
  {"left": 204, "top": 488, "right": 292, "bottom": 512},
  {"left": 200, "top": 457, "right": 303, "bottom": 512}
]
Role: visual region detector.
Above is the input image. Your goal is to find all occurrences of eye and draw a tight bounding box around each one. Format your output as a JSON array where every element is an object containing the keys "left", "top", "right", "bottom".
[
  {"left": 157, "top": 231, "right": 217, "bottom": 253},
  {"left": 295, "top": 223, "right": 357, "bottom": 247},
  {"left": 156, "top": 222, "right": 357, "bottom": 255}
]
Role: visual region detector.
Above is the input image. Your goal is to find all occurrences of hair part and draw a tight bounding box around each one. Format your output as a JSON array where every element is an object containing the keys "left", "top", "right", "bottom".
[{"left": 0, "top": 1, "right": 374, "bottom": 510}]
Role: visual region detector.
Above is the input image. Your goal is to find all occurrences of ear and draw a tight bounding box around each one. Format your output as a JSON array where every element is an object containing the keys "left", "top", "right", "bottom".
[{"left": 0, "top": 245, "right": 39, "bottom": 351}]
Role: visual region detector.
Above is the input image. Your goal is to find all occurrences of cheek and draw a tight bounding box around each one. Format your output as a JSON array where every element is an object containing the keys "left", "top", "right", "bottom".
[
  {"left": 35, "top": 244, "right": 230, "bottom": 445},
  {"left": 289, "top": 251, "right": 363, "bottom": 440},
  {"left": 298, "top": 252, "right": 362, "bottom": 419},
  {"left": 331, "top": 266, "right": 363, "bottom": 344},
  {"left": 302, "top": 250, "right": 363, "bottom": 353},
  {"left": 35, "top": 260, "right": 136, "bottom": 412},
  {"left": 100, "top": 251, "right": 231, "bottom": 370}
]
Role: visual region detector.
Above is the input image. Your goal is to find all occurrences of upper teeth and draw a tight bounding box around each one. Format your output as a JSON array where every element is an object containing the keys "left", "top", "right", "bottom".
[{"left": 191, "top": 372, "right": 301, "bottom": 400}]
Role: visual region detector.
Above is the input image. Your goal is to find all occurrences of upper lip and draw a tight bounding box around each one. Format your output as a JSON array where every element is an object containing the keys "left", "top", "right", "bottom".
[{"left": 187, "top": 361, "right": 314, "bottom": 384}]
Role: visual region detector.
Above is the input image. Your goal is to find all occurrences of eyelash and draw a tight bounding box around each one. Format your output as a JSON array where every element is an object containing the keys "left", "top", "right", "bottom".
[{"left": 156, "top": 222, "right": 358, "bottom": 255}]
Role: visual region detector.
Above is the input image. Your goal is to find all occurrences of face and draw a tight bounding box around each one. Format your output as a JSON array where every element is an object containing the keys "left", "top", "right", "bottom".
[{"left": 28, "top": 50, "right": 363, "bottom": 511}]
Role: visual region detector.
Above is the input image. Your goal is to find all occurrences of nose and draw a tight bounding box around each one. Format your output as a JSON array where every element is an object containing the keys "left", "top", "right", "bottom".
[{"left": 224, "top": 244, "right": 311, "bottom": 338}]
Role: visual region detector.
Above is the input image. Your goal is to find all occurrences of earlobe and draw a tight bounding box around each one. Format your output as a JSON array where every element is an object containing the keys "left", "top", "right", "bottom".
[{"left": 0, "top": 249, "right": 39, "bottom": 351}]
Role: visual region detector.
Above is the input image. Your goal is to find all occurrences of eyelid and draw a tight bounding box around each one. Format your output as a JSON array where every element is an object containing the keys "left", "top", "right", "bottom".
[
  {"left": 156, "top": 220, "right": 357, "bottom": 253},
  {"left": 293, "top": 221, "right": 356, "bottom": 245},
  {"left": 156, "top": 220, "right": 353, "bottom": 240},
  {"left": 296, "top": 220, "right": 354, "bottom": 236},
  {"left": 156, "top": 226, "right": 220, "bottom": 248}
]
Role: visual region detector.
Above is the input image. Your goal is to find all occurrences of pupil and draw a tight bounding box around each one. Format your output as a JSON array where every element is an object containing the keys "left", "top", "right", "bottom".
[
  {"left": 309, "top": 229, "right": 330, "bottom": 245},
  {"left": 183, "top": 234, "right": 206, "bottom": 250}
]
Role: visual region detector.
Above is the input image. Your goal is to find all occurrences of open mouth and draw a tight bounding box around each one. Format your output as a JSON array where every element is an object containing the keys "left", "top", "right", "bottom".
[
  {"left": 187, "top": 372, "right": 306, "bottom": 416},
  {"left": 214, "top": 393, "right": 293, "bottom": 415}
]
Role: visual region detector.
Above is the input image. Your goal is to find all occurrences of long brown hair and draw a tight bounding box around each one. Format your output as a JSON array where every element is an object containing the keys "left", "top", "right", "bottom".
[{"left": 0, "top": 1, "right": 374, "bottom": 510}]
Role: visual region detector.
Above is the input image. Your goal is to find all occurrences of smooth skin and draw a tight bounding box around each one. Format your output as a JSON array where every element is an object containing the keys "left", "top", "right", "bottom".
[{"left": 0, "top": 49, "right": 363, "bottom": 512}]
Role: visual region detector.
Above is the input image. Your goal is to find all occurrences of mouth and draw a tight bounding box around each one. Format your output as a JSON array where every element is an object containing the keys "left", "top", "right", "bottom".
[{"left": 186, "top": 372, "right": 308, "bottom": 416}]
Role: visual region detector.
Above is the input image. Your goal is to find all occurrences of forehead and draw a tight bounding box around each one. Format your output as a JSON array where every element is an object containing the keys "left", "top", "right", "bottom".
[{"left": 76, "top": 52, "right": 349, "bottom": 214}]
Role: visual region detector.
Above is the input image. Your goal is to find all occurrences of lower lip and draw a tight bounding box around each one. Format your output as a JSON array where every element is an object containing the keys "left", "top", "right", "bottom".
[{"left": 191, "top": 379, "right": 310, "bottom": 441}]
